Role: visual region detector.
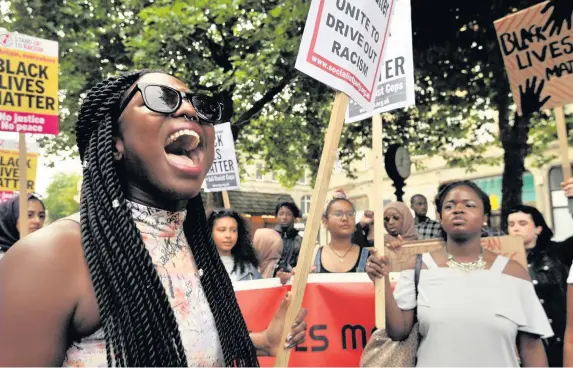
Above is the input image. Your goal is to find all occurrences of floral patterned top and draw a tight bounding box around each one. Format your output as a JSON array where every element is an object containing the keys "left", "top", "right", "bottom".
[{"left": 63, "top": 201, "right": 225, "bottom": 367}]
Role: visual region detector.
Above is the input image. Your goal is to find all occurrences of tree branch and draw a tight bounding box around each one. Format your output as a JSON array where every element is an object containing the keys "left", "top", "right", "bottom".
[{"left": 233, "top": 74, "right": 296, "bottom": 133}]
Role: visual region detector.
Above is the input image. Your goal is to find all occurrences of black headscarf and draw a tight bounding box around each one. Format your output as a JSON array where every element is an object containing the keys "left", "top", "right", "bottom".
[{"left": 0, "top": 194, "right": 44, "bottom": 251}]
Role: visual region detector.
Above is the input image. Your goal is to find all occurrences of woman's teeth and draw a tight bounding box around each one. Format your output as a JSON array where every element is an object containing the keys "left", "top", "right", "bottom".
[{"left": 165, "top": 129, "right": 200, "bottom": 149}]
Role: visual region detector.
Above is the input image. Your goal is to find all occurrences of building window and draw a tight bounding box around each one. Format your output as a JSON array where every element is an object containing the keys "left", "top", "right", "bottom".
[
  {"left": 297, "top": 172, "right": 308, "bottom": 185},
  {"left": 471, "top": 172, "right": 536, "bottom": 233},
  {"left": 255, "top": 163, "right": 263, "bottom": 181},
  {"left": 272, "top": 172, "right": 279, "bottom": 182},
  {"left": 549, "top": 165, "right": 573, "bottom": 241},
  {"left": 301, "top": 195, "right": 311, "bottom": 216}
]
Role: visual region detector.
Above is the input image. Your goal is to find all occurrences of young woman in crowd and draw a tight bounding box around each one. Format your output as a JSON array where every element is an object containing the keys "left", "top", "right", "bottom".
[
  {"left": 208, "top": 209, "right": 261, "bottom": 282},
  {"left": 506, "top": 201, "right": 573, "bottom": 367},
  {"left": 0, "top": 193, "right": 46, "bottom": 259},
  {"left": 253, "top": 228, "right": 283, "bottom": 278},
  {"left": 0, "top": 71, "right": 307, "bottom": 366},
  {"left": 366, "top": 180, "right": 551, "bottom": 366},
  {"left": 312, "top": 193, "right": 369, "bottom": 273}
]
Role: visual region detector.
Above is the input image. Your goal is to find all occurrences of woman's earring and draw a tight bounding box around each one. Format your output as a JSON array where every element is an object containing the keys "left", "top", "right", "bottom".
[{"left": 114, "top": 151, "right": 123, "bottom": 161}]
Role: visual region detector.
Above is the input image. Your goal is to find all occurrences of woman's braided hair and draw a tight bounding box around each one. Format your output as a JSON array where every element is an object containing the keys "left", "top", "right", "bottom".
[{"left": 75, "top": 70, "right": 258, "bottom": 366}]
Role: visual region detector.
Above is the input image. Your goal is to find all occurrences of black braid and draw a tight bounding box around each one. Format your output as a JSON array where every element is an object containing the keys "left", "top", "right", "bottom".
[
  {"left": 75, "top": 70, "right": 258, "bottom": 366},
  {"left": 185, "top": 198, "right": 259, "bottom": 366}
]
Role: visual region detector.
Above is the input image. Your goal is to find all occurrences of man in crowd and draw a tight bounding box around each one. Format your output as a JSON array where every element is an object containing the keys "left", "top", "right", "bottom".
[{"left": 411, "top": 194, "right": 442, "bottom": 239}]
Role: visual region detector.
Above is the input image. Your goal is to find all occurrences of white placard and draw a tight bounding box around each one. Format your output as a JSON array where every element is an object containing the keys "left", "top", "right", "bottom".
[
  {"left": 295, "top": 0, "right": 396, "bottom": 112},
  {"left": 204, "top": 122, "right": 240, "bottom": 192},
  {"left": 346, "top": 0, "right": 415, "bottom": 123}
]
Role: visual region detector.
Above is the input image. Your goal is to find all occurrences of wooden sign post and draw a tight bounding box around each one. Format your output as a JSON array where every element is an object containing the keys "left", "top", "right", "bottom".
[
  {"left": 372, "top": 114, "right": 386, "bottom": 329},
  {"left": 222, "top": 191, "right": 231, "bottom": 209},
  {"left": 494, "top": 2, "right": 573, "bottom": 212},
  {"left": 18, "top": 133, "right": 28, "bottom": 238},
  {"left": 277, "top": 0, "right": 397, "bottom": 363},
  {"left": 555, "top": 106, "right": 573, "bottom": 212},
  {"left": 274, "top": 92, "right": 349, "bottom": 366}
]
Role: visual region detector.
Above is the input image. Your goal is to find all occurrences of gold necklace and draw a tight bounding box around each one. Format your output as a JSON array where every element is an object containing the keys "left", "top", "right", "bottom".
[
  {"left": 446, "top": 247, "right": 486, "bottom": 273},
  {"left": 329, "top": 243, "right": 353, "bottom": 262}
]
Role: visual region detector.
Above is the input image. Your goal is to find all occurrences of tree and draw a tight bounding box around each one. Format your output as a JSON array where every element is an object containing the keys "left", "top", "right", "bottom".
[
  {"left": 2, "top": 0, "right": 486, "bottom": 187},
  {"left": 43, "top": 172, "right": 82, "bottom": 222}
]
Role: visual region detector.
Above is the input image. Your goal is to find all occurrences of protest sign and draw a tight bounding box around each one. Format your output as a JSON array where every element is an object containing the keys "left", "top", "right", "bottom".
[
  {"left": 346, "top": 0, "right": 415, "bottom": 123},
  {"left": 204, "top": 122, "right": 240, "bottom": 192},
  {"left": 236, "top": 274, "right": 376, "bottom": 367},
  {"left": 387, "top": 236, "right": 527, "bottom": 272},
  {"left": 494, "top": 2, "right": 573, "bottom": 115},
  {"left": 0, "top": 139, "right": 38, "bottom": 203},
  {"left": 495, "top": 3, "right": 573, "bottom": 213},
  {"left": 295, "top": 0, "right": 396, "bottom": 112},
  {"left": 279, "top": 1, "right": 398, "bottom": 364},
  {"left": 0, "top": 31, "right": 59, "bottom": 134}
]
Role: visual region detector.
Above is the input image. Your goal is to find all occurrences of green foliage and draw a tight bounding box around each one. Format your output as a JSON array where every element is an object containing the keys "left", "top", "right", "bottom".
[
  {"left": 2, "top": 0, "right": 562, "bottom": 190},
  {"left": 43, "top": 172, "right": 82, "bottom": 222}
]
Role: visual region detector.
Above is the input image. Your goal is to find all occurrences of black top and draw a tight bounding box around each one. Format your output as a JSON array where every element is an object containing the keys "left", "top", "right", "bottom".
[
  {"left": 319, "top": 251, "right": 361, "bottom": 273},
  {"left": 527, "top": 235, "right": 573, "bottom": 367}
]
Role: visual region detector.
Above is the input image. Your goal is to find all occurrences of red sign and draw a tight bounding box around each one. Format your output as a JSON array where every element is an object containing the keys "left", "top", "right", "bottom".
[{"left": 235, "top": 273, "right": 395, "bottom": 366}]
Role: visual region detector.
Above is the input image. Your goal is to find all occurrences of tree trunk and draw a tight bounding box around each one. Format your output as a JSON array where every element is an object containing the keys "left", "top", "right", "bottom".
[{"left": 499, "top": 104, "right": 531, "bottom": 232}]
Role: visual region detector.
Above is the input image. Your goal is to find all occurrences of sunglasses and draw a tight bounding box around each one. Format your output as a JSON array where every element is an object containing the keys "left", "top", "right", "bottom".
[{"left": 118, "top": 83, "right": 224, "bottom": 123}]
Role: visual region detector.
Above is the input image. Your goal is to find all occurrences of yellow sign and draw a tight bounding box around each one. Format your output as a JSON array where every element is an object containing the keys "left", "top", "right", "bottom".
[
  {"left": 0, "top": 31, "right": 59, "bottom": 134},
  {"left": 0, "top": 140, "right": 38, "bottom": 193},
  {"left": 489, "top": 194, "right": 500, "bottom": 211}
]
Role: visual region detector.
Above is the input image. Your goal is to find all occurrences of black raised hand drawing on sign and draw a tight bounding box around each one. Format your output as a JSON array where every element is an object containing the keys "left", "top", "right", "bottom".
[
  {"left": 519, "top": 76, "right": 551, "bottom": 116},
  {"left": 541, "top": 0, "right": 573, "bottom": 37}
]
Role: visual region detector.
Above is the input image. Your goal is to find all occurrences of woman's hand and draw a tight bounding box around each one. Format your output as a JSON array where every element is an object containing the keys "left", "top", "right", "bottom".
[
  {"left": 365, "top": 248, "right": 391, "bottom": 281},
  {"left": 562, "top": 178, "right": 573, "bottom": 198},
  {"left": 276, "top": 270, "right": 293, "bottom": 285},
  {"left": 360, "top": 210, "right": 374, "bottom": 227},
  {"left": 259, "top": 292, "right": 307, "bottom": 356},
  {"left": 277, "top": 266, "right": 316, "bottom": 285},
  {"left": 385, "top": 234, "right": 404, "bottom": 251}
]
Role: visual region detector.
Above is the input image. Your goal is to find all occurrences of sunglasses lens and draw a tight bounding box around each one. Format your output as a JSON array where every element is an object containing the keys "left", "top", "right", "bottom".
[
  {"left": 143, "top": 85, "right": 180, "bottom": 113},
  {"left": 192, "top": 95, "right": 222, "bottom": 122}
]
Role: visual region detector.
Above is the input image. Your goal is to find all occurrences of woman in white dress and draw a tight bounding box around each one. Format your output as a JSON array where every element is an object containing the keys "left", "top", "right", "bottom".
[{"left": 366, "top": 180, "right": 552, "bottom": 366}]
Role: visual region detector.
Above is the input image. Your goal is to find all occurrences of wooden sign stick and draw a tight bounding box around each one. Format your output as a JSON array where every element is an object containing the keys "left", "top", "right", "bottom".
[
  {"left": 554, "top": 106, "right": 573, "bottom": 214},
  {"left": 274, "top": 92, "right": 349, "bottom": 367},
  {"left": 222, "top": 191, "right": 231, "bottom": 209},
  {"left": 372, "top": 114, "right": 386, "bottom": 329},
  {"left": 18, "top": 133, "right": 28, "bottom": 238}
]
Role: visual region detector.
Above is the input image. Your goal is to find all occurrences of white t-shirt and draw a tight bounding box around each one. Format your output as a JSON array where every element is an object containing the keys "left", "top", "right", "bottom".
[
  {"left": 220, "top": 255, "right": 238, "bottom": 283},
  {"left": 568, "top": 263, "right": 573, "bottom": 284}
]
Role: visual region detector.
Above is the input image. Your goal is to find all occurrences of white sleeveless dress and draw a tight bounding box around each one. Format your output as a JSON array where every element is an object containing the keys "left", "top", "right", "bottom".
[
  {"left": 394, "top": 253, "right": 553, "bottom": 366},
  {"left": 62, "top": 201, "right": 225, "bottom": 367}
]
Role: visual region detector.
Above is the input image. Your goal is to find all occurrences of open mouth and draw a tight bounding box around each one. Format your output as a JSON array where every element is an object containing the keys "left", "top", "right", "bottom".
[{"left": 164, "top": 129, "right": 202, "bottom": 170}]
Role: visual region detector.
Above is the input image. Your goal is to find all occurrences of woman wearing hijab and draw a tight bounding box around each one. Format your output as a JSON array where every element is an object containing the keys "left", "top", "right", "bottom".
[
  {"left": 0, "top": 194, "right": 46, "bottom": 259},
  {"left": 353, "top": 201, "right": 418, "bottom": 248},
  {"left": 253, "top": 228, "right": 283, "bottom": 278}
]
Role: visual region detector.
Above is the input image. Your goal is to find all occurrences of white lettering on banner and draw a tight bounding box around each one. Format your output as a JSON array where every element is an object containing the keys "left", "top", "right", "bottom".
[
  {"left": 295, "top": 0, "right": 396, "bottom": 112},
  {"left": 346, "top": 0, "right": 416, "bottom": 123},
  {"left": 204, "top": 122, "right": 241, "bottom": 192}
]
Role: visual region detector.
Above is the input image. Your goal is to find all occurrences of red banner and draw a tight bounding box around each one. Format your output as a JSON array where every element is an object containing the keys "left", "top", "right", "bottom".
[{"left": 235, "top": 273, "right": 398, "bottom": 367}]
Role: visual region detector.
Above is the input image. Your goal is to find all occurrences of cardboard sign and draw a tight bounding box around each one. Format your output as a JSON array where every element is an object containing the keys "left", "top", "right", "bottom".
[
  {"left": 0, "top": 139, "right": 38, "bottom": 202},
  {"left": 204, "top": 122, "right": 240, "bottom": 192},
  {"left": 0, "top": 31, "right": 59, "bottom": 134},
  {"left": 387, "top": 236, "right": 527, "bottom": 272},
  {"left": 295, "top": 0, "right": 396, "bottom": 112},
  {"left": 494, "top": 2, "right": 573, "bottom": 115},
  {"left": 346, "top": 0, "right": 415, "bottom": 123}
]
